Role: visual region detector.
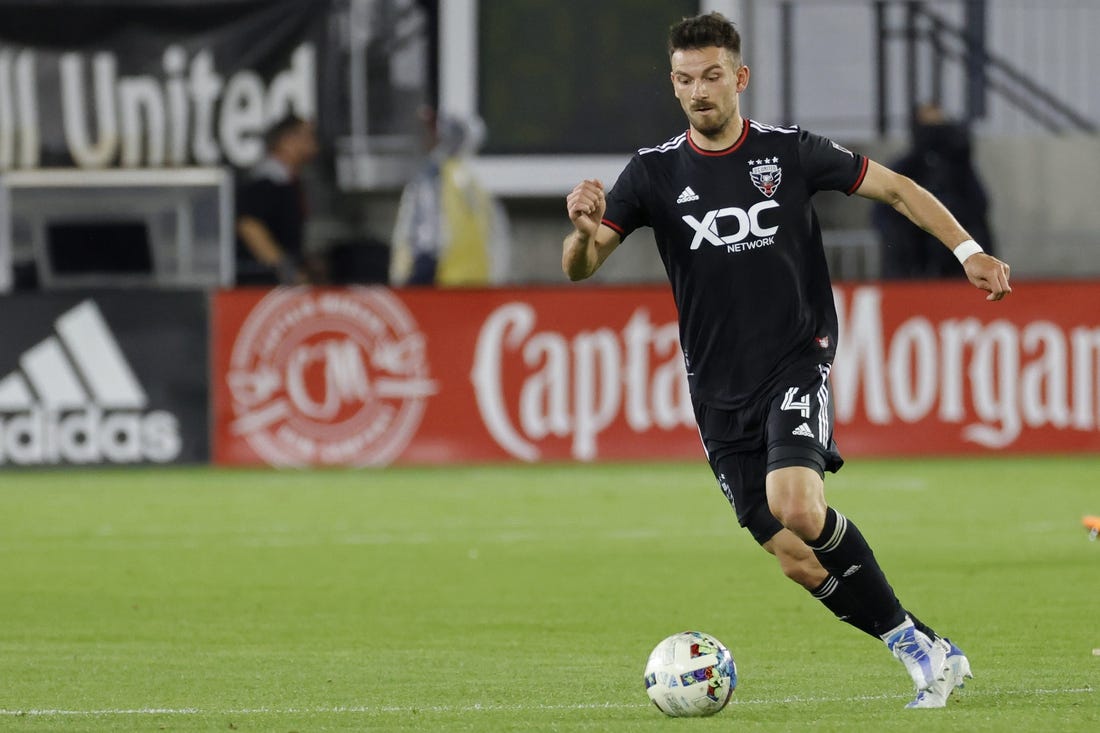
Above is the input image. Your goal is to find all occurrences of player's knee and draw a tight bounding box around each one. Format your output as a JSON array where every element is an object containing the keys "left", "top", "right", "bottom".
[
  {"left": 766, "top": 467, "right": 827, "bottom": 540},
  {"left": 768, "top": 498, "right": 826, "bottom": 540}
]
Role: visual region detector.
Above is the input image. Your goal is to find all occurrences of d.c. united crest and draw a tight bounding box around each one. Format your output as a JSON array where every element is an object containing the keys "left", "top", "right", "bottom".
[{"left": 749, "top": 158, "right": 782, "bottom": 197}]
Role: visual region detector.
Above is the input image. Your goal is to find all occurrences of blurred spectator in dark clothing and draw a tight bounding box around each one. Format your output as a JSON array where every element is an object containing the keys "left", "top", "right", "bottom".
[
  {"left": 235, "top": 114, "right": 319, "bottom": 286},
  {"left": 873, "top": 104, "right": 995, "bottom": 279}
]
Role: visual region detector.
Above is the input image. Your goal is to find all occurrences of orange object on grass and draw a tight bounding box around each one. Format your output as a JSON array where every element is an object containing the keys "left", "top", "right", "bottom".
[{"left": 1084, "top": 516, "right": 1100, "bottom": 540}]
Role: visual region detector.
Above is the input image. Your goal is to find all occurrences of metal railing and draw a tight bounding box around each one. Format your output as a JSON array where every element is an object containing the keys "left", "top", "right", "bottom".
[
  {"left": 872, "top": 0, "right": 1097, "bottom": 135},
  {"left": 768, "top": 0, "right": 1099, "bottom": 139}
]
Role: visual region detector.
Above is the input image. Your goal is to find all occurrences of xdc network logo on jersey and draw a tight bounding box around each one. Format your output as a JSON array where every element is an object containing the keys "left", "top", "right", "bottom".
[
  {"left": 681, "top": 199, "right": 780, "bottom": 254},
  {"left": 0, "top": 300, "right": 181, "bottom": 465}
]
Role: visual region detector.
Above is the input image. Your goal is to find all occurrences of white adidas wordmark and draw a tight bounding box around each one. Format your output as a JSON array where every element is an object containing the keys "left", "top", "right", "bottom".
[
  {"left": 792, "top": 422, "right": 815, "bottom": 438},
  {"left": 676, "top": 186, "right": 699, "bottom": 203}
]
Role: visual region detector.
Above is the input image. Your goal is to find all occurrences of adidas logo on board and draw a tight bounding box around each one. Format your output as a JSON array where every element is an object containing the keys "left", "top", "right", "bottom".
[{"left": 0, "top": 300, "right": 181, "bottom": 465}]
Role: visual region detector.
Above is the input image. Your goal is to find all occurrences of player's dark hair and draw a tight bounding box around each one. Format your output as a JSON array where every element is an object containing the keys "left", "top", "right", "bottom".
[
  {"left": 264, "top": 114, "right": 308, "bottom": 152},
  {"left": 668, "top": 12, "right": 741, "bottom": 64}
]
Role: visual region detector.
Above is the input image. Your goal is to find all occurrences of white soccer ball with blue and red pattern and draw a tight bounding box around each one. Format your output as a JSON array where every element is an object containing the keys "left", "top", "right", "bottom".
[{"left": 643, "top": 630, "right": 737, "bottom": 717}]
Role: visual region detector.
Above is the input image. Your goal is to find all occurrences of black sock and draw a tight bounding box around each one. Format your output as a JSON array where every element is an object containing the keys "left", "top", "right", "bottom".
[
  {"left": 810, "top": 574, "right": 878, "bottom": 637},
  {"left": 907, "top": 611, "right": 938, "bottom": 641},
  {"left": 807, "top": 507, "right": 906, "bottom": 636},
  {"left": 811, "top": 575, "right": 939, "bottom": 641}
]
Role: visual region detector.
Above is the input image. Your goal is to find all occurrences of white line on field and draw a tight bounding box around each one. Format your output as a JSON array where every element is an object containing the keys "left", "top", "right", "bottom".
[{"left": 0, "top": 687, "right": 1091, "bottom": 717}]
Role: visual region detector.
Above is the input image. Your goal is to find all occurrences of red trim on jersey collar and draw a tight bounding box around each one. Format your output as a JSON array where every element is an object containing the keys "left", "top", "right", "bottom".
[{"left": 686, "top": 118, "right": 751, "bottom": 157}]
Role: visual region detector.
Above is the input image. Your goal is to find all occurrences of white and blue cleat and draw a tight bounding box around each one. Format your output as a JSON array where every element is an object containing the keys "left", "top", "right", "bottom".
[
  {"left": 886, "top": 624, "right": 947, "bottom": 696},
  {"left": 943, "top": 638, "right": 974, "bottom": 690},
  {"left": 904, "top": 637, "right": 973, "bottom": 709}
]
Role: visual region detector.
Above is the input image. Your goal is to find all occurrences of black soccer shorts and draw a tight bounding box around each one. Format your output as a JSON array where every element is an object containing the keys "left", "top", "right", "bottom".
[{"left": 694, "top": 362, "right": 844, "bottom": 544}]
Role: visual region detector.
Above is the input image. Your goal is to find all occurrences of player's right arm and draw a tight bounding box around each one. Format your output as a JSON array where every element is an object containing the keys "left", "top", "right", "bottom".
[{"left": 563, "top": 179, "right": 622, "bottom": 281}]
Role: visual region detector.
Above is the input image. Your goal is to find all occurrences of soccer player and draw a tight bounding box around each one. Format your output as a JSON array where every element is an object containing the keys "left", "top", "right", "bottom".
[{"left": 563, "top": 12, "right": 1010, "bottom": 708}]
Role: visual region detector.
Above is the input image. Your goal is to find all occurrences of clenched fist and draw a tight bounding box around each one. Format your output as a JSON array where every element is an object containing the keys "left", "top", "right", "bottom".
[{"left": 566, "top": 179, "right": 606, "bottom": 237}]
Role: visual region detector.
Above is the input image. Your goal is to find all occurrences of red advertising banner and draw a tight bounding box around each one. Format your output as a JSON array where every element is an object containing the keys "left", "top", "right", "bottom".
[
  {"left": 212, "top": 286, "right": 695, "bottom": 466},
  {"left": 834, "top": 281, "right": 1100, "bottom": 456},
  {"left": 212, "top": 282, "right": 1100, "bottom": 467}
]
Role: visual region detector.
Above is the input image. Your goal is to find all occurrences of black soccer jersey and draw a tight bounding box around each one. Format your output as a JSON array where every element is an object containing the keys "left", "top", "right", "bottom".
[{"left": 602, "top": 119, "right": 868, "bottom": 409}]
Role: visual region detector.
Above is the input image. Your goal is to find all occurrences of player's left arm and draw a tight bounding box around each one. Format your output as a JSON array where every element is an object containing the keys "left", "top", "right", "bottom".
[{"left": 855, "top": 159, "right": 1011, "bottom": 301}]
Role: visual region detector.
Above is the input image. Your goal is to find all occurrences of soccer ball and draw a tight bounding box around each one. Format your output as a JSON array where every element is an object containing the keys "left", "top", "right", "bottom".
[{"left": 643, "top": 630, "right": 736, "bottom": 717}]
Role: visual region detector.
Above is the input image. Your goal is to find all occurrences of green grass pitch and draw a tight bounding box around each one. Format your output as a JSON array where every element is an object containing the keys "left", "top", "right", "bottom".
[{"left": 0, "top": 457, "right": 1097, "bottom": 731}]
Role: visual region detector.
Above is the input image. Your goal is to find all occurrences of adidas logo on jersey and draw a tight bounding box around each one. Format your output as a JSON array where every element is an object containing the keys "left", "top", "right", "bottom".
[
  {"left": 792, "top": 422, "right": 815, "bottom": 438},
  {"left": 0, "top": 300, "right": 181, "bottom": 465},
  {"left": 676, "top": 186, "right": 699, "bottom": 203}
]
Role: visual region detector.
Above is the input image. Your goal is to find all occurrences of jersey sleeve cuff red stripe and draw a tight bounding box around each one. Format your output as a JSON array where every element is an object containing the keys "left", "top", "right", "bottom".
[
  {"left": 601, "top": 218, "right": 625, "bottom": 234},
  {"left": 846, "top": 156, "right": 869, "bottom": 195}
]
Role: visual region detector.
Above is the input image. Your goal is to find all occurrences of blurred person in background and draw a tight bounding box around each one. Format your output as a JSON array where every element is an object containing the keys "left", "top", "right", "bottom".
[
  {"left": 390, "top": 108, "right": 510, "bottom": 287},
  {"left": 873, "top": 103, "right": 996, "bottom": 279},
  {"left": 235, "top": 114, "right": 320, "bottom": 286}
]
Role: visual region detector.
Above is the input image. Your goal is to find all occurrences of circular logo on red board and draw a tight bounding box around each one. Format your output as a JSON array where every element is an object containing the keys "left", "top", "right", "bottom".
[{"left": 227, "top": 288, "right": 437, "bottom": 466}]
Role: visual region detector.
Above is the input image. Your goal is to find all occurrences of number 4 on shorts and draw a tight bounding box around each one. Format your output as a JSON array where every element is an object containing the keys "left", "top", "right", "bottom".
[{"left": 780, "top": 387, "right": 810, "bottom": 418}]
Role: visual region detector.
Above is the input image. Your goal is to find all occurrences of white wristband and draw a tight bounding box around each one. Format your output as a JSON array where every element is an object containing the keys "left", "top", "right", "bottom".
[{"left": 953, "top": 239, "right": 983, "bottom": 264}]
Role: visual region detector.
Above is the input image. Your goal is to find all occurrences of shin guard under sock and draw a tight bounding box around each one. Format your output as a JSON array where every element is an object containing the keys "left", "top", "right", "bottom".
[
  {"left": 811, "top": 574, "right": 939, "bottom": 641},
  {"left": 809, "top": 574, "right": 878, "bottom": 637},
  {"left": 807, "top": 507, "right": 906, "bottom": 635}
]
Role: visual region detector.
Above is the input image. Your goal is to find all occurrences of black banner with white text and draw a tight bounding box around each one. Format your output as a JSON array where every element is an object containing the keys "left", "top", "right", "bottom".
[
  {"left": 0, "top": 0, "right": 333, "bottom": 170},
  {"left": 0, "top": 290, "right": 209, "bottom": 467}
]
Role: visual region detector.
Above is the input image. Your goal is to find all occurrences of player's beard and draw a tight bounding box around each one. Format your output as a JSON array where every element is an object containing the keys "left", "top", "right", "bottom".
[{"left": 689, "top": 106, "right": 736, "bottom": 140}]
